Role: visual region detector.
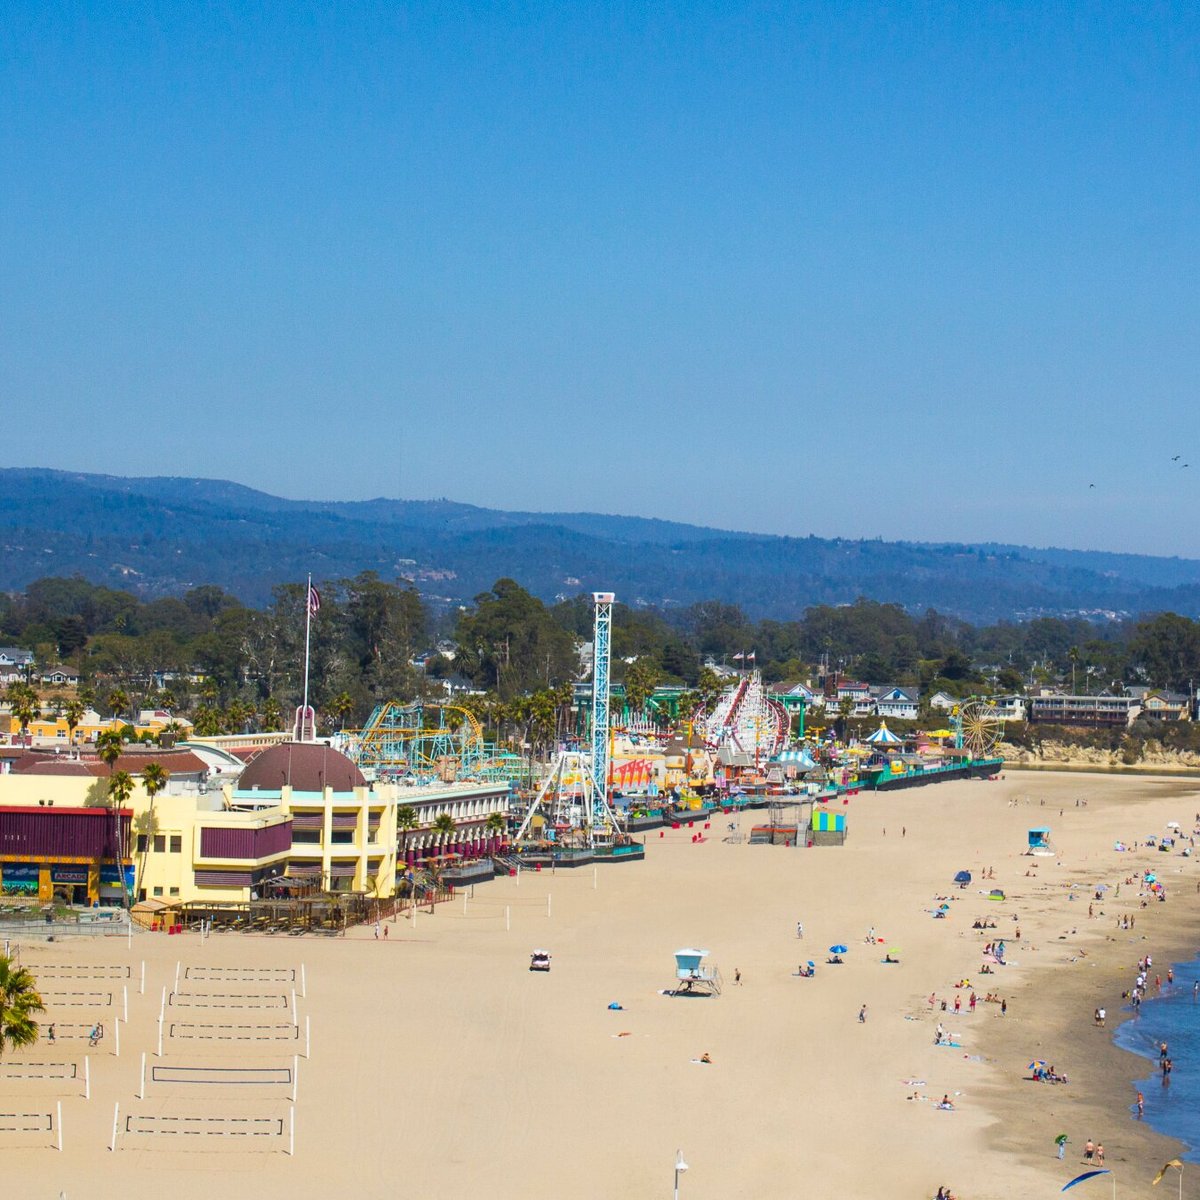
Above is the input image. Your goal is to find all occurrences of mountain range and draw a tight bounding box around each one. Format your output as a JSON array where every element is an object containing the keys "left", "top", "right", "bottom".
[{"left": 3, "top": 468, "right": 1200, "bottom": 623}]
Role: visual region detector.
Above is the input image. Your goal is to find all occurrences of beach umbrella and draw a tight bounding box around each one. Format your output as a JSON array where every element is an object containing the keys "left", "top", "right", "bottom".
[
  {"left": 1028, "top": 1061, "right": 1046, "bottom": 1069},
  {"left": 829, "top": 944, "right": 848, "bottom": 954},
  {"left": 1167, "top": 821, "right": 1181, "bottom": 830},
  {"left": 1054, "top": 1134, "right": 1068, "bottom": 1146},
  {"left": 954, "top": 870, "right": 972, "bottom": 884}
]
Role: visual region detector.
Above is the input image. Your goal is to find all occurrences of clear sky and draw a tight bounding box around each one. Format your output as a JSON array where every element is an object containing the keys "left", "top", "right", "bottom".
[{"left": 2, "top": 3, "right": 1197, "bottom": 554}]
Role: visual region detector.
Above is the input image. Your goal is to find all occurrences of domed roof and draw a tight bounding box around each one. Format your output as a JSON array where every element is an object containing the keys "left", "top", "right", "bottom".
[{"left": 236, "top": 742, "right": 366, "bottom": 794}]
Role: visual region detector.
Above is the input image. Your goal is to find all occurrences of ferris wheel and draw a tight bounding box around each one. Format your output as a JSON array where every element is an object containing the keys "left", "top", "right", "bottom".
[{"left": 955, "top": 700, "right": 1005, "bottom": 757}]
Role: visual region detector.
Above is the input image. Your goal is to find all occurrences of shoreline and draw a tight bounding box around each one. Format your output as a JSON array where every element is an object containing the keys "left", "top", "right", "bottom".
[
  {"left": 968, "top": 776, "right": 1200, "bottom": 1198},
  {"left": 1004, "top": 760, "right": 1200, "bottom": 778}
]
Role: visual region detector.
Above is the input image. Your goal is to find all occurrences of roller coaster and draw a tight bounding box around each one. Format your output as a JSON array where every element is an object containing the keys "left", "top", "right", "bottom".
[
  {"left": 349, "top": 701, "right": 525, "bottom": 785},
  {"left": 698, "top": 671, "right": 789, "bottom": 757}
]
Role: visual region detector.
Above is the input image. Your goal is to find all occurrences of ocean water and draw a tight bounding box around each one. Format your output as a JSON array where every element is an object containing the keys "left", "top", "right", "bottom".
[{"left": 1113, "top": 953, "right": 1200, "bottom": 1161}]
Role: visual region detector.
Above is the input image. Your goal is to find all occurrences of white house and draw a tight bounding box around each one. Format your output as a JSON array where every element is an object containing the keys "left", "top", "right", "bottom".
[
  {"left": 928, "top": 691, "right": 957, "bottom": 712},
  {"left": 0, "top": 648, "right": 35, "bottom": 685},
  {"left": 873, "top": 686, "right": 920, "bottom": 721}
]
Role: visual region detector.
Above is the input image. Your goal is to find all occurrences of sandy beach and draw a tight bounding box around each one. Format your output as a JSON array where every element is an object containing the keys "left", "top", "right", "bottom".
[{"left": 4, "top": 770, "right": 1200, "bottom": 1200}]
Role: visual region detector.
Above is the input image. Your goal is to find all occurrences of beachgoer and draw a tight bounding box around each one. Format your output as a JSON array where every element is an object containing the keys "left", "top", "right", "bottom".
[
  {"left": 88, "top": 1023, "right": 101, "bottom": 1047},
  {"left": 1057, "top": 1135, "right": 1066, "bottom": 1159},
  {"left": 1083, "top": 1140, "right": 1094, "bottom": 1163},
  {"left": 734, "top": 968, "right": 741, "bottom": 986},
  {"left": 796, "top": 922, "right": 804, "bottom": 939},
  {"left": 1137, "top": 1091, "right": 1145, "bottom": 1116},
  {"left": 383, "top": 924, "right": 388, "bottom": 939},
  {"left": 935, "top": 1022, "right": 945, "bottom": 1045},
  {"left": 1098, "top": 1007, "right": 1105, "bottom": 1027},
  {"left": 699, "top": 1052, "right": 712, "bottom": 1064},
  {"left": 1001, "top": 998, "right": 1007, "bottom": 1016},
  {"left": 47, "top": 1023, "right": 55, "bottom": 1044},
  {"left": 374, "top": 921, "right": 380, "bottom": 939},
  {"left": 858, "top": 1004, "right": 867, "bottom": 1023},
  {"left": 1096, "top": 1144, "right": 1104, "bottom": 1165},
  {"left": 969, "top": 993, "right": 976, "bottom": 1012},
  {"left": 902, "top": 826, "right": 906, "bottom": 838},
  {"left": 1160, "top": 1041, "right": 1169, "bottom": 1062}
]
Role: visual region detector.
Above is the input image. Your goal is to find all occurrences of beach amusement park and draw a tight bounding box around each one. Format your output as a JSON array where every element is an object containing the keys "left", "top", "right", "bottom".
[{"left": 6, "top": 592, "right": 1200, "bottom": 1200}]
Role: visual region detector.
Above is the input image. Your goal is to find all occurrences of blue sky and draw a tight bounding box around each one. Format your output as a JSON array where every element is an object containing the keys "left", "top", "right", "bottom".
[{"left": 2, "top": 3, "right": 1198, "bottom": 553}]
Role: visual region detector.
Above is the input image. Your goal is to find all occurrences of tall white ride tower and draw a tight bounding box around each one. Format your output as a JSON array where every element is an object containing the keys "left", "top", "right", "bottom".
[{"left": 515, "top": 590, "right": 620, "bottom": 846}]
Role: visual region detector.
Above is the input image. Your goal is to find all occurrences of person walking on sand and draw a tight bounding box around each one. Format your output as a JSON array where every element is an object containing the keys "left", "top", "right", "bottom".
[
  {"left": 1096, "top": 1144, "right": 1104, "bottom": 1166},
  {"left": 858, "top": 1004, "right": 867, "bottom": 1023},
  {"left": 1098, "top": 1007, "right": 1105, "bottom": 1027},
  {"left": 47, "top": 1023, "right": 55, "bottom": 1044},
  {"left": 734, "top": 968, "right": 741, "bottom": 986},
  {"left": 1083, "top": 1140, "right": 1095, "bottom": 1164},
  {"left": 1137, "top": 1091, "right": 1145, "bottom": 1117},
  {"left": 1001, "top": 998, "right": 1007, "bottom": 1016},
  {"left": 796, "top": 921, "right": 804, "bottom": 939}
]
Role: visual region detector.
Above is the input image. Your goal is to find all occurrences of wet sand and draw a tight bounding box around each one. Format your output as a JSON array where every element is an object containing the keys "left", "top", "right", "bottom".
[{"left": 3, "top": 770, "right": 1199, "bottom": 1199}]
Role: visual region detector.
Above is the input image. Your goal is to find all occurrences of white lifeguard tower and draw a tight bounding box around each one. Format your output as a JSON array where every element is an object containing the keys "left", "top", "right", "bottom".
[{"left": 670, "top": 948, "right": 722, "bottom": 996}]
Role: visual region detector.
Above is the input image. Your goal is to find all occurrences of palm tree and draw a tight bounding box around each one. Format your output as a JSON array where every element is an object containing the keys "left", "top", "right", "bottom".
[
  {"left": 0, "top": 955, "right": 45, "bottom": 1059},
  {"left": 484, "top": 810, "right": 507, "bottom": 851},
  {"left": 95, "top": 728, "right": 123, "bottom": 770},
  {"left": 107, "top": 688, "right": 130, "bottom": 720},
  {"left": 134, "top": 763, "right": 170, "bottom": 901},
  {"left": 397, "top": 805, "right": 418, "bottom": 861},
  {"left": 330, "top": 692, "right": 355, "bottom": 730},
  {"left": 9, "top": 687, "right": 37, "bottom": 747},
  {"left": 261, "top": 697, "right": 283, "bottom": 733},
  {"left": 65, "top": 698, "right": 86, "bottom": 745},
  {"left": 107, "top": 770, "right": 135, "bottom": 907},
  {"left": 432, "top": 812, "right": 456, "bottom": 852}
]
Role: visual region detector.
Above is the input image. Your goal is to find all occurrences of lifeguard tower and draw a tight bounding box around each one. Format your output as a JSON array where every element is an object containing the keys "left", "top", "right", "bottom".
[
  {"left": 1026, "top": 827, "right": 1055, "bottom": 857},
  {"left": 669, "top": 948, "right": 722, "bottom": 996}
]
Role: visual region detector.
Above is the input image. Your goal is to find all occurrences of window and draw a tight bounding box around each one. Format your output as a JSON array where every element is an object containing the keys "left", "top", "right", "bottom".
[
  {"left": 153, "top": 835, "right": 166, "bottom": 853},
  {"left": 136, "top": 834, "right": 148, "bottom": 853},
  {"left": 152, "top": 886, "right": 163, "bottom": 897},
  {"left": 169, "top": 835, "right": 182, "bottom": 853},
  {"left": 330, "top": 830, "right": 354, "bottom": 845},
  {"left": 169, "top": 887, "right": 180, "bottom": 897},
  {"left": 293, "top": 829, "right": 321, "bottom": 844},
  {"left": 138, "top": 888, "right": 146, "bottom": 902}
]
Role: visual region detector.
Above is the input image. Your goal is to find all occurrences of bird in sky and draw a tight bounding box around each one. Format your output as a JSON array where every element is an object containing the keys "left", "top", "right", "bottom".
[
  {"left": 1172, "top": 455, "right": 1181, "bottom": 461},
  {"left": 1089, "top": 483, "right": 1096, "bottom": 488}
]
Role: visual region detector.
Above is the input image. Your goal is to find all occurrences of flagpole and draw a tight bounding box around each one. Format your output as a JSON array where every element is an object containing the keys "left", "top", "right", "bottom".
[{"left": 302, "top": 574, "right": 313, "bottom": 742}]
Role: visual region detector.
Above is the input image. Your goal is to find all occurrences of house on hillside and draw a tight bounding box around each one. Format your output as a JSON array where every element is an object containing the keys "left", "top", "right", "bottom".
[
  {"left": 1139, "top": 690, "right": 1191, "bottom": 722},
  {"left": 873, "top": 686, "right": 919, "bottom": 721},
  {"left": 40, "top": 666, "right": 80, "bottom": 687},
  {"left": 928, "top": 691, "right": 957, "bottom": 712},
  {"left": 1027, "top": 693, "right": 1141, "bottom": 729},
  {"left": 0, "top": 648, "right": 35, "bottom": 684}
]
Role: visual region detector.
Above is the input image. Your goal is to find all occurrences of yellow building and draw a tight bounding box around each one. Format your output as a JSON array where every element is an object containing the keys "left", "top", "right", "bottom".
[
  {"left": 3, "top": 706, "right": 193, "bottom": 746},
  {"left": 0, "top": 742, "right": 396, "bottom": 907}
]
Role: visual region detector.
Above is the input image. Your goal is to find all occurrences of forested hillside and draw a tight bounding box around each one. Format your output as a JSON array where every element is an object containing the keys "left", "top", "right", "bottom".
[{"left": 4, "top": 469, "right": 1200, "bottom": 622}]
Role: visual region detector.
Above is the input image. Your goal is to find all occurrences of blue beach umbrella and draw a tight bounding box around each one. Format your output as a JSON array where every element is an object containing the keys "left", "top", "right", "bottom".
[{"left": 829, "top": 944, "right": 848, "bottom": 954}]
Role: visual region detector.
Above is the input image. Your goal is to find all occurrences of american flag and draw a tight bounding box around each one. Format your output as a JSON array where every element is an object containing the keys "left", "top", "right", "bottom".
[
  {"left": 747, "top": 651, "right": 756, "bottom": 661},
  {"left": 307, "top": 585, "right": 321, "bottom": 616},
  {"left": 732, "top": 651, "right": 744, "bottom": 661}
]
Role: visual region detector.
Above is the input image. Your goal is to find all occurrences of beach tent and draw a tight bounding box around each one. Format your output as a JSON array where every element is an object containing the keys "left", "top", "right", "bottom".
[
  {"left": 987, "top": 889, "right": 1006, "bottom": 901},
  {"left": 1027, "top": 827, "right": 1051, "bottom": 850},
  {"left": 865, "top": 722, "right": 903, "bottom": 747},
  {"left": 811, "top": 809, "right": 846, "bottom": 833},
  {"left": 954, "top": 870, "right": 972, "bottom": 886}
]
